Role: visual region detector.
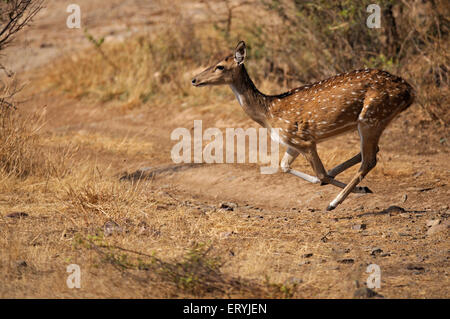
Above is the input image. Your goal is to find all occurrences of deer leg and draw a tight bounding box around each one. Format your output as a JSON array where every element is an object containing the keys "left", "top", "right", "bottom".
[
  {"left": 327, "top": 153, "right": 361, "bottom": 177},
  {"left": 302, "top": 145, "right": 371, "bottom": 194},
  {"left": 281, "top": 148, "right": 320, "bottom": 184},
  {"left": 327, "top": 146, "right": 379, "bottom": 177},
  {"left": 326, "top": 123, "right": 381, "bottom": 211}
]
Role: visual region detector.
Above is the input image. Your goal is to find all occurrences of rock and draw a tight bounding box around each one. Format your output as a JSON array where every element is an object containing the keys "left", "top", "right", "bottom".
[
  {"left": 302, "top": 253, "right": 313, "bottom": 258},
  {"left": 351, "top": 223, "right": 367, "bottom": 230},
  {"left": 383, "top": 206, "right": 406, "bottom": 214},
  {"left": 406, "top": 264, "right": 425, "bottom": 272},
  {"left": 103, "top": 220, "right": 123, "bottom": 236},
  {"left": 353, "top": 287, "right": 383, "bottom": 299},
  {"left": 413, "top": 171, "right": 423, "bottom": 178},
  {"left": 399, "top": 232, "right": 410, "bottom": 237},
  {"left": 402, "top": 194, "right": 408, "bottom": 203},
  {"left": 371, "top": 248, "right": 383, "bottom": 256},
  {"left": 338, "top": 258, "right": 354, "bottom": 264},
  {"left": 137, "top": 221, "right": 149, "bottom": 236},
  {"left": 288, "top": 277, "right": 303, "bottom": 284},
  {"left": 427, "top": 219, "right": 449, "bottom": 236},
  {"left": 219, "top": 231, "right": 234, "bottom": 239},
  {"left": 220, "top": 202, "right": 237, "bottom": 211},
  {"left": 6, "top": 212, "right": 28, "bottom": 218},
  {"left": 426, "top": 219, "right": 440, "bottom": 227}
]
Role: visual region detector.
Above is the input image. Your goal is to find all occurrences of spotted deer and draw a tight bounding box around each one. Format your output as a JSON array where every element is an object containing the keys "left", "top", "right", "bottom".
[{"left": 191, "top": 41, "right": 415, "bottom": 211}]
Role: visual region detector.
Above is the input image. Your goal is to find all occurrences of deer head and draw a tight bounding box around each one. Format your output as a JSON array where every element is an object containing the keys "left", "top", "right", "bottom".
[{"left": 191, "top": 41, "right": 247, "bottom": 87}]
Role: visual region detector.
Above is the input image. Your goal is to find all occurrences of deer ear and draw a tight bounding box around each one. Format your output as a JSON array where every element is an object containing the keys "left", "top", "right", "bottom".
[{"left": 234, "top": 41, "right": 246, "bottom": 65}]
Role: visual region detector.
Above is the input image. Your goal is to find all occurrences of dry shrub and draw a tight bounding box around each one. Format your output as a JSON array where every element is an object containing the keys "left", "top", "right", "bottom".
[
  {"left": 77, "top": 238, "right": 295, "bottom": 298},
  {"left": 0, "top": 103, "right": 45, "bottom": 177},
  {"left": 0, "top": 81, "right": 73, "bottom": 179},
  {"left": 62, "top": 175, "right": 144, "bottom": 217}
]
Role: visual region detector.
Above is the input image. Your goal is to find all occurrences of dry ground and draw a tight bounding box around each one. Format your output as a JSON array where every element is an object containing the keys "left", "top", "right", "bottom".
[{"left": 0, "top": 0, "right": 448, "bottom": 298}]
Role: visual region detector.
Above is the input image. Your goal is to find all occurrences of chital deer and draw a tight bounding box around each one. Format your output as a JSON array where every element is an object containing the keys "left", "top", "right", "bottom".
[{"left": 191, "top": 41, "right": 415, "bottom": 211}]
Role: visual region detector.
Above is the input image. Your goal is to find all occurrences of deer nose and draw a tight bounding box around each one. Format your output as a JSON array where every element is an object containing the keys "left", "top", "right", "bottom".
[{"left": 191, "top": 78, "right": 197, "bottom": 85}]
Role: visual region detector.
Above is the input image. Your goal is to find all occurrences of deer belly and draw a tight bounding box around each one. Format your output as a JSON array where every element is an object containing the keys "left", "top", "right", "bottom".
[{"left": 314, "top": 121, "right": 358, "bottom": 142}]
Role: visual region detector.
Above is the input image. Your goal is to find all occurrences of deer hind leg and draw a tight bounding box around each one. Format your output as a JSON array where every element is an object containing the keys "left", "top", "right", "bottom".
[
  {"left": 326, "top": 122, "right": 383, "bottom": 211},
  {"left": 302, "top": 145, "right": 372, "bottom": 194}
]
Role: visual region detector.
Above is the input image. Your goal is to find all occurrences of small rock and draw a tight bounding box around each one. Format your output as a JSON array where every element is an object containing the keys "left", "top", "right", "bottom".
[
  {"left": 353, "top": 287, "right": 383, "bottom": 299},
  {"left": 351, "top": 223, "right": 367, "bottom": 231},
  {"left": 103, "top": 220, "right": 123, "bottom": 236},
  {"left": 402, "top": 194, "right": 408, "bottom": 203},
  {"left": 338, "top": 258, "right": 354, "bottom": 264},
  {"left": 384, "top": 206, "right": 406, "bottom": 214},
  {"left": 298, "top": 261, "right": 311, "bottom": 266},
  {"left": 6, "top": 212, "right": 28, "bottom": 218},
  {"left": 406, "top": 264, "right": 425, "bottom": 272},
  {"left": 302, "top": 253, "right": 313, "bottom": 258},
  {"left": 288, "top": 277, "right": 303, "bottom": 284},
  {"left": 370, "top": 248, "right": 383, "bottom": 256},
  {"left": 413, "top": 171, "right": 423, "bottom": 178},
  {"left": 426, "top": 219, "right": 440, "bottom": 227},
  {"left": 16, "top": 260, "right": 27, "bottom": 268},
  {"left": 427, "top": 219, "right": 449, "bottom": 236},
  {"left": 220, "top": 202, "right": 237, "bottom": 211},
  {"left": 137, "top": 221, "right": 149, "bottom": 236},
  {"left": 219, "top": 231, "right": 233, "bottom": 239},
  {"left": 399, "top": 232, "right": 410, "bottom": 237}
]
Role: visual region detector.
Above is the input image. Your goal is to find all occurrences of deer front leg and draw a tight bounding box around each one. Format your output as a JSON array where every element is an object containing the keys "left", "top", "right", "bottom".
[
  {"left": 281, "top": 148, "right": 321, "bottom": 184},
  {"left": 327, "top": 147, "right": 379, "bottom": 178},
  {"left": 302, "top": 145, "right": 372, "bottom": 194},
  {"left": 327, "top": 153, "right": 361, "bottom": 178}
]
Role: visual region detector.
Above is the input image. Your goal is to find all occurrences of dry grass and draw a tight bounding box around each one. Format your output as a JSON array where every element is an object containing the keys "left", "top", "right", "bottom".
[{"left": 0, "top": 161, "right": 301, "bottom": 298}]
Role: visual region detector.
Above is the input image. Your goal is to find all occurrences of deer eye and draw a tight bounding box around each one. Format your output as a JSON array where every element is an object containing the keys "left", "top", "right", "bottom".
[{"left": 216, "top": 65, "right": 225, "bottom": 71}]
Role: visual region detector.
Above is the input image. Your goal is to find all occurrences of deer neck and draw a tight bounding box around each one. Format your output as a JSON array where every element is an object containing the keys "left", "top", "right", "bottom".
[{"left": 229, "top": 65, "right": 269, "bottom": 127}]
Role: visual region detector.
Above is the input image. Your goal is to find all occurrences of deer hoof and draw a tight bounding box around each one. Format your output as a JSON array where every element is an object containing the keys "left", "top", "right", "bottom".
[{"left": 361, "top": 186, "right": 373, "bottom": 194}]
